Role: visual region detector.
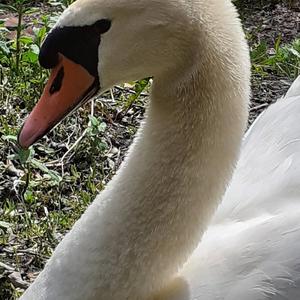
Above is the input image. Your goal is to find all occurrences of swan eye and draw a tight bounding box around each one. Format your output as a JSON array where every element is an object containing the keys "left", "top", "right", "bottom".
[{"left": 94, "top": 19, "right": 111, "bottom": 34}]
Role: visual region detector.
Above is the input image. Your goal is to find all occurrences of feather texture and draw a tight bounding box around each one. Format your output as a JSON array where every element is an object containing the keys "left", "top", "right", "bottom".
[{"left": 172, "top": 77, "right": 300, "bottom": 300}]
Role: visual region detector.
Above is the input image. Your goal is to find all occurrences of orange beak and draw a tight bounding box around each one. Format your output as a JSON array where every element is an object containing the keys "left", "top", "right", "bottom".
[{"left": 18, "top": 54, "right": 98, "bottom": 149}]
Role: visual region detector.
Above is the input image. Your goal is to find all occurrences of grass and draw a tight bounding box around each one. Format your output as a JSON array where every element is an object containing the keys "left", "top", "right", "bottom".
[
  {"left": 0, "top": 0, "right": 299, "bottom": 299},
  {"left": 251, "top": 38, "right": 300, "bottom": 78}
]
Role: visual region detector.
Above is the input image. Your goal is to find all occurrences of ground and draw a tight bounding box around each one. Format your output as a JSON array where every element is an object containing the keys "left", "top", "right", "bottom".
[
  {"left": 0, "top": 1, "right": 299, "bottom": 299},
  {"left": 240, "top": 1, "right": 300, "bottom": 123}
]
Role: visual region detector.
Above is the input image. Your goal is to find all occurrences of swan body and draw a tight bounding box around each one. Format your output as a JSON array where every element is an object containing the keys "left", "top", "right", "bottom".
[
  {"left": 17, "top": 0, "right": 300, "bottom": 299},
  {"left": 172, "top": 75, "right": 300, "bottom": 300}
]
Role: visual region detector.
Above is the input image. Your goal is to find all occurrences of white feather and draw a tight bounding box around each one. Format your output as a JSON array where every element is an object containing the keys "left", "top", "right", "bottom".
[{"left": 172, "top": 77, "right": 300, "bottom": 300}]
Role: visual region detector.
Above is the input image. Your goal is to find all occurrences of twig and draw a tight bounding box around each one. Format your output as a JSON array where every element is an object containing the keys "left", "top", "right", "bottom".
[
  {"left": 110, "top": 88, "right": 115, "bottom": 102},
  {"left": 0, "top": 261, "right": 14, "bottom": 272},
  {"left": 60, "top": 130, "right": 87, "bottom": 165},
  {"left": 60, "top": 99, "right": 95, "bottom": 166},
  {"left": 0, "top": 262, "right": 30, "bottom": 289},
  {"left": 91, "top": 98, "right": 95, "bottom": 116},
  {"left": 2, "top": 247, "right": 48, "bottom": 260},
  {"left": 250, "top": 103, "right": 268, "bottom": 112},
  {"left": 8, "top": 272, "right": 30, "bottom": 289}
]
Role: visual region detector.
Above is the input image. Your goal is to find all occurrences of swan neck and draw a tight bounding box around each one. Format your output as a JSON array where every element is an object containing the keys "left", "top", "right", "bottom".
[{"left": 99, "top": 64, "right": 250, "bottom": 298}]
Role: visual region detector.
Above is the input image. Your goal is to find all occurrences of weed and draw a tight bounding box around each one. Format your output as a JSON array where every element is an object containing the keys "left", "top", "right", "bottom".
[{"left": 251, "top": 38, "right": 300, "bottom": 78}]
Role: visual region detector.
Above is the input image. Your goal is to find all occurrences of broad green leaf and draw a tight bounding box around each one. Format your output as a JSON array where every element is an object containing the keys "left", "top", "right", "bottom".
[
  {"left": 19, "top": 36, "right": 34, "bottom": 45},
  {"left": 22, "top": 50, "right": 38, "bottom": 63},
  {"left": 31, "top": 158, "right": 62, "bottom": 183},
  {"left": 30, "top": 44, "right": 40, "bottom": 55},
  {"left": 18, "top": 147, "right": 31, "bottom": 164},
  {"left": 98, "top": 122, "right": 107, "bottom": 132},
  {"left": 89, "top": 115, "right": 100, "bottom": 127}
]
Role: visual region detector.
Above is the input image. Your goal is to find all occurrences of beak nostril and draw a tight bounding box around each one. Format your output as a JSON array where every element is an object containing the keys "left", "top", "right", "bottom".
[{"left": 50, "top": 67, "right": 65, "bottom": 95}]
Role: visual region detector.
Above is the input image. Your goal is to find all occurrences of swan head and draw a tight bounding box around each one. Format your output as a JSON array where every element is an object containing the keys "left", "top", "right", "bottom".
[
  {"left": 18, "top": 0, "right": 248, "bottom": 149},
  {"left": 18, "top": 0, "right": 199, "bottom": 149}
]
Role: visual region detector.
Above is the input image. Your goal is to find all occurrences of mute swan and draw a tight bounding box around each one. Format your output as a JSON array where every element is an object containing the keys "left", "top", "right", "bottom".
[{"left": 17, "top": 0, "right": 300, "bottom": 299}]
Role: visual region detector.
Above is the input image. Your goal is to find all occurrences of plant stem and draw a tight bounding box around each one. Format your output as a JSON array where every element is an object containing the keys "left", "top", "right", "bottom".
[{"left": 16, "top": 3, "right": 23, "bottom": 75}]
